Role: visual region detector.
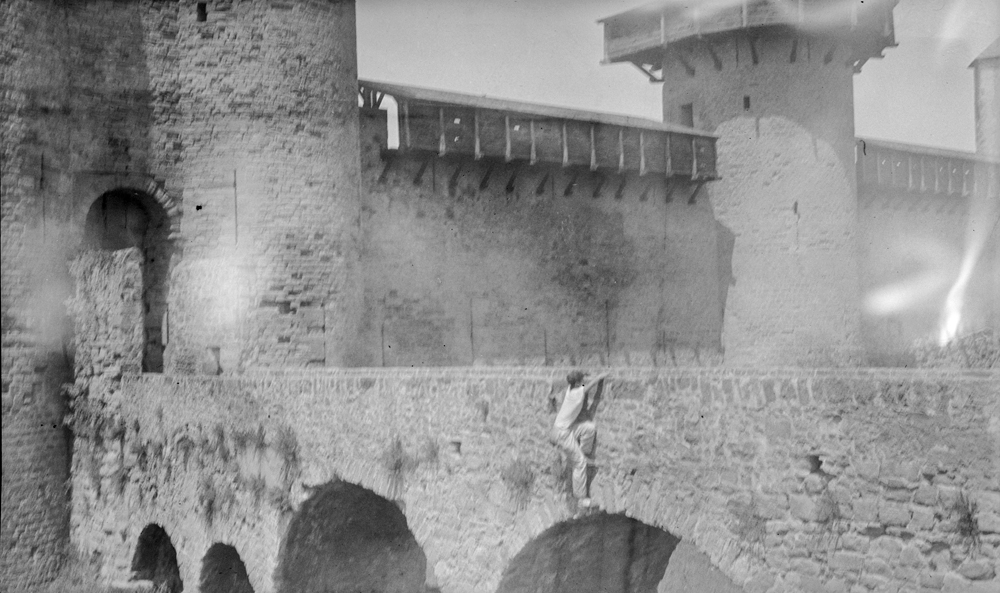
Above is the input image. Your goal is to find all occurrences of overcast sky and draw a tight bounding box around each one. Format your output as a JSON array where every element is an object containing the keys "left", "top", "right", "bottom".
[{"left": 356, "top": 0, "right": 999, "bottom": 153}]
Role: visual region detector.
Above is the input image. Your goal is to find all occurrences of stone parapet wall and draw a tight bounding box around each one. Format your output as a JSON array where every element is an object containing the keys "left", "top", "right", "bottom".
[{"left": 70, "top": 367, "right": 999, "bottom": 592}]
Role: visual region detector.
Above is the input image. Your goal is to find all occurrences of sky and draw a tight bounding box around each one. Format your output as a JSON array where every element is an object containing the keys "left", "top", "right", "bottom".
[{"left": 356, "top": 0, "right": 1000, "bottom": 153}]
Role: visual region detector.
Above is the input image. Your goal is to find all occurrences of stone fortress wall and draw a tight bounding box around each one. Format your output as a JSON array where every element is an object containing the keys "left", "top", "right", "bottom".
[
  {"left": 3, "top": 0, "right": 361, "bottom": 588},
  {"left": 1, "top": 0, "right": 999, "bottom": 591}
]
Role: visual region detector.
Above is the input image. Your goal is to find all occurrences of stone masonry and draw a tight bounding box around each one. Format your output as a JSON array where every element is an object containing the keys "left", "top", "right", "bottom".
[{"left": 70, "top": 366, "right": 999, "bottom": 593}]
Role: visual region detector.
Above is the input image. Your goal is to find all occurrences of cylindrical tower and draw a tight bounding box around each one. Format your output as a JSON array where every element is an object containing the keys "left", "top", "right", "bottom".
[
  {"left": 2, "top": 0, "right": 362, "bottom": 588},
  {"left": 601, "top": 0, "right": 898, "bottom": 366}
]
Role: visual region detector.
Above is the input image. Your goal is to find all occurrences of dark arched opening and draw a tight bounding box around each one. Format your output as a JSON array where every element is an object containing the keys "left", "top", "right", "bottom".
[
  {"left": 496, "top": 513, "right": 679, "bottom": 593},
  {"left": 201, "top": 543, "right": 254, "bottom": 593},
  {"left": 83, "top": 188, "right": 172, "bottom": 372},
  {"left": 131, "top": 524, "right": 183, "bottom": 593},
  {"left": 274, "top": 479, "right": 427, "bottom": 593}
]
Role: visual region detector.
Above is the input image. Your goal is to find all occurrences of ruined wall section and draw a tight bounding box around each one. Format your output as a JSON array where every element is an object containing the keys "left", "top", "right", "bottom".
[
  {"left": 356, "top": 110, "right": 727, "bottom": 367},
  {"left": 662, "top": 33, "right": 864, "bottom": 366},
  {"left": 70, "top": 368, "right": 999, "bottom": 593}
]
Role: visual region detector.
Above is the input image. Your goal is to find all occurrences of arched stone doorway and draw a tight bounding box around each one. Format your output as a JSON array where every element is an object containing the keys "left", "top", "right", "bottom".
[
  {"left": 496, "top": 513, "right": 679, "bottom": 593},
  {"left": 130, "top": 524, "right": 183, "bottom": 593},
  {"left": 274, "top": 479, "right": 427, "bottom": 593},
  {"left": 82, "top": 188, "right": 172, "bottom": 372},
  {"left": 201, "top": 543, "right": 254, "bottom": 593}
]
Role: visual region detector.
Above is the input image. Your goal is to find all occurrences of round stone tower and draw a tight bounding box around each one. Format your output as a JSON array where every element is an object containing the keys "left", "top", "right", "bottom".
[
  {"left": 601, "top": 0, "right": 898, "bottom": 366},
  {"left": 1, "top": 0, "right": 361, "bottom": 588}
]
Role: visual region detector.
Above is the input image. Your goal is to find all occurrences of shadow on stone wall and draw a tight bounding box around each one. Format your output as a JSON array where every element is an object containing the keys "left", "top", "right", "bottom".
[
  {"left": 274, "top": 479, "right": 427, "bottom": 593},
  {"left": 130, "top": 524, "right": 182, "bottom": 593},
  {"left": 496, "top": 513, "right": 680, "bottom": 593},
  {"left": 200, "top": 543, "right": 254, "bottom": 593}
]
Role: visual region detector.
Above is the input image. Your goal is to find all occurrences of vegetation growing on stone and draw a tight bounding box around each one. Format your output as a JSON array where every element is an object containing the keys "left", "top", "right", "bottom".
[
  {"left": 952, "top": 491, "right": 981, "bottom": 552},
  {"left": 500, "top": 458, "right": 535, "bottom": 509}
]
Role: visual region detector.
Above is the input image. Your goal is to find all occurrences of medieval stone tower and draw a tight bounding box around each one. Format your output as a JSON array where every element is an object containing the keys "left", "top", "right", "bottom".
[
  {"left": 1, "top": 0, "right": 361, "bottom": 588},
  {"left": 601, "top": 0, "right": 899, "bottom": 366}
]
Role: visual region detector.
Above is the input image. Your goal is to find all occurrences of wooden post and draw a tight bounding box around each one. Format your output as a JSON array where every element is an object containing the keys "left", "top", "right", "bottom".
[
  {"left": 474, "top": 110, "right": 482, "bottom": 160},
  {"left": 403, "top": 101, "right": 412, "bottom": 149},
  {"left": 590, "top": 124, "right": 598, "bottom": 171},
  {"left": 505, "top": 115, "right": 512, "bottom": 162},
  {"left": 618, "top": 128, "right": 625, "bottom": 174},
  {"left": 639, "top": 131, "right": 647, "bottom": 176},
  {"left": 529, "top": 119, "right": 538, "bottom": 165},
  {"left": 561, "top": 122, "right": 569, "bottom": 167},
  {"left": 438, "top": 107, "right": 446, "bottom": 156}
]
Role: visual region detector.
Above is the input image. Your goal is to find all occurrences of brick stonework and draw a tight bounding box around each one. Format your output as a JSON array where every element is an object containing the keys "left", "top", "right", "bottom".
[
  {"left": 68, "top": 367, "right": 999, "bottom": 593},
  {"left": 2, "top": 1, "right": 361, "bottom": 588},
  {"left": 356, "top": 109, "right": 728, "bottom": 368},
  {"left": 663, "top": 32, "right": 864, "bottom": 366}
]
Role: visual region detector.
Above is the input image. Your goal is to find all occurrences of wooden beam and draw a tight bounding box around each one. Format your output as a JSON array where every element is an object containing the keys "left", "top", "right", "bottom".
[
  {"left": 706, "top": 42, "right": 722, "bottom": 71},
  {"left": 529, "top": 119, "right": 538, "bottom": 165},
  {"left": 907, "top": 155, "right": 914, "bottom": 191},
  {"left": 691, "top": 137, "right": 698, "bottom": 179},
  {"left": 504, "top": 115, "right": 512, "bottom": 162},
  {"left": 688, "top": 181, "right": 705, "bottom": 204},
  {"left": 438, "top": 107, "right": 446, "bottom": 156},
  {"left": 562, "top": 122, "right": 569, "bottom": 167},
  {"left": 741, "top": 0, "right": 749, "bottom": 27},
  {"left": 618, "top": 129, "right": 625, "bottom": 174},
  {"left": 590, "top": 124, "right": 598, "bottom": 171},
  {"left": 403, "top": 101, "right": 412, "bottom": 149},
  {"left": 479, "top": 164, "right": 493, "bottom": 190},
  {"left": 639, "top": 131, "right": 647, "bottom": 176},
  {"left": 593, "top": 172, "right": 605, "bottom": 199},
  {"left": 665, "top": 133, "right": 673, "bottom": 176},
  {"left": 474, "top": 110, "right": 482, "bottom": 160}
]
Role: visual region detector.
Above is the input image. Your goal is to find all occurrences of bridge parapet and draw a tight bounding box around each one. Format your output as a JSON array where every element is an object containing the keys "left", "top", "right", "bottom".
[{"left": 70, "top": 367, "right": 999, "bottom": 592}]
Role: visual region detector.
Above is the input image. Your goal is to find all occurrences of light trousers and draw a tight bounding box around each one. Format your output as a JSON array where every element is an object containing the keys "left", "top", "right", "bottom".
[{"left": 552, "top": 421, "right": 596, "bottom": 500}]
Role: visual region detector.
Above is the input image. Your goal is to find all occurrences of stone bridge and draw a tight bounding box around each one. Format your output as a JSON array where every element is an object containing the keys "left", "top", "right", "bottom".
[{"left": 69, "top": 366, "right": 999, "bottom": 593}]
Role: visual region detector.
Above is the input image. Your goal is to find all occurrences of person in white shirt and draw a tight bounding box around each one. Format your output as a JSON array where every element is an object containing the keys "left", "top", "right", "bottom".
[{"left": 551, "top": 369, "right": 609, "bottom": 509}]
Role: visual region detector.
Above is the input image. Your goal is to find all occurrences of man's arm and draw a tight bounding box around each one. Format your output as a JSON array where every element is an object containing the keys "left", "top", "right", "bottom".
[{"left": 583, "top": 372, "right": 609, "bottom": 394}]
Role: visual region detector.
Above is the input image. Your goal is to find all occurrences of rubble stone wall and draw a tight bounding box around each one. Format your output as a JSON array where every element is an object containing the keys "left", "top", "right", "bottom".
[{"left": 70, "top": 367, "right": 999, "bottom": 593}]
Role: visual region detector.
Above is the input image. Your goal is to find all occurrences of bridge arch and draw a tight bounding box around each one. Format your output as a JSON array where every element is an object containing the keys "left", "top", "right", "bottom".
[
  {"left": 130, "top": 523, "right": 183, "bottom": 593},
  {"left": 496, "top": 512, "right": 680, "bottom": 593},
  {"left": 200, "top": 542, "right": 255, "bottom": 593},
  {"left": 274, "top": 478, "right": 427, "bottom": 593}
]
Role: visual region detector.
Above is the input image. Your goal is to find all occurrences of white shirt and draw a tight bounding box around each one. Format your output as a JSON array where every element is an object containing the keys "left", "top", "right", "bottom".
[{"left": 554, "top": 386, "right": 587, "bottom": 432}]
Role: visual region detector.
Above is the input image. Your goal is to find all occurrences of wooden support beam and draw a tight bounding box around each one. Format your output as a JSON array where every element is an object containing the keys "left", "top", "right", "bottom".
[
  {"left": 479, "top": 164, "right": 493, "bottom": 190},
  {"left": 413, "top": 158, "right": 429, "bottom": 186},
  {"left": 706, "top": 42, "right": 722, "bottom": 70},
  {"left": 907, "top": 155, "right": 914, "bottom": 191},
  {"left": 535, "top": 171, "right": 549, "bottom": 196},
  {"left": 403, "top": 101, "right": 412, "bottom": 149},
  {"left": 748, "top": 35, "right": 759, "bottom": 65},
  {"left": 663, "top": 177, "right": 676, "bottom": 203},
  {"left": 564, "top": 171, "right": 578, "bottom": 197},
  {"left": 790, "top": 37, "right": 798, "bottom": 63},
  {"left": 474, "top": 110, "right": 482, "bottom": 160},
  {"left": 438, "top": 107, "right": 446, "bottom": 156},
  {"left": 823, "top": 44, "right": 837, "bottom": 64},
  {"left": 618, "top": 129, "right": 625, "bottom": 174},
  {"left": 377, "top": 154, "right": 394, "bottom": 184},
  {"left": 639, "top": 181, "right": 651, "bottom": 202},
  {"left": 448, "top": 162, "right": 462, "bottom": 197},
  {"left": 677, "top": 51, "right": 696, "bottom": 76},
  {"left": 741, "top": 0, "right": 749, "bottom": 27},
  {"left": 691, "top": 137, "right": 698, "bottom": 179},
  {"left": 529, "top": 119, "right": 538, "bottom": 165},
  {"left": 615, "top": 175, "right": 627, "bottom": 200},
  {"left": 639, "top": 131, "right": 647, "bottom": 176},
  {"left": 561, "top": 122, "right": 569, "bottom": 167},
  {"left": 506, "top": 169, "right": 517, "bottom": 194},
  {"left": 665, "top": 133, "right": 673, "bottom": 175},
  {"left": 505, "top": 115, "right": 512, "bottom": 162},
  {"left": 593, "top": 173, "right": 605, "bottom": 199},
  {"left": 688, "top": 181, "right": 705, "bottom": 204},
  {"left": 947, "top": 159, "right": 954, "bottom": 195},
  {"left": 919, "top": 156, "right": 927, "bottom": 192},
  {"left": 590, "top": 125, "right": 598, "bottom": 171}
]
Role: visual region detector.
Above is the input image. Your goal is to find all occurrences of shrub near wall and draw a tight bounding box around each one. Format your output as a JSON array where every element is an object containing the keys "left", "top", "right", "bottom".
[{"left": 69, "top": 368, "right": 999, "bottom": 593}]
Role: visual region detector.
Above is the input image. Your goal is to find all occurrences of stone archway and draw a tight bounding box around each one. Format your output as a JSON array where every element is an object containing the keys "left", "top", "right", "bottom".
[
  {"left": 201, "top": 543, "right": 255, "bottom": 593},
  {"left": 131, "top": 524, "right": 183, "bottom": 593},
  {"left": 82, "top": 188, "right": 174, "bottom": 372},
  {"left": 273, "top": 479, "right": 427, "bottom": 593},
  {"left": 496, "top": 513, "right": 680, "bottom": 593}
]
